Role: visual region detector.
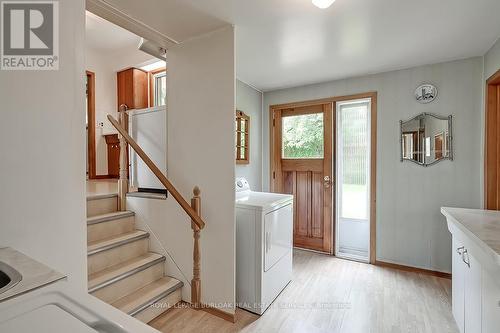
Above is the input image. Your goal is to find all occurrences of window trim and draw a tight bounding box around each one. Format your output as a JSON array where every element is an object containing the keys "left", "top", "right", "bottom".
[
  {"left": 149, "top": 68, "right": 167, "bottom": 107},
  {"left": 236, "top": 110, "right": 250, "bottom": 164}
]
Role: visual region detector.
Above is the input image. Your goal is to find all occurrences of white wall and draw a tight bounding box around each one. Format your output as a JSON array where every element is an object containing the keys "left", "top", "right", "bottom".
[
  {"left": 263, "top": 57, "right": 483, "bottom": 273},
  {"left": 128, "top": 26, "right": 236, "bottom": 313},
  {"left": 85, "top": 45, "right": 153, "bottom": 176},
  {"left": 0, "top": 0, "right": 87, "bottom": 289},
  {"left": 485, "top": 38, "right": 500, "bottom": 80},
  {"left": 236, "top": 80, "right": 263, "bottom": 190}
]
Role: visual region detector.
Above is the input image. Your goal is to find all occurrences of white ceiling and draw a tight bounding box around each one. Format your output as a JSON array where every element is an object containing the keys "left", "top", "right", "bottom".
[
  {"left": 85, "top": 11, "right": 142, "bottom": 52},
  {"left": 95, "top": 0, "right": 500, "bottom": 91},
  {"left": 100, "top": 0, "right": 228, "bottom": 43}
]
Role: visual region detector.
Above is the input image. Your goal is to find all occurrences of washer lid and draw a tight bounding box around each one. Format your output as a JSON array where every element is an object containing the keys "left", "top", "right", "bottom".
[{"left": 235, "top": 191, "right": 293, "bottom": 212}]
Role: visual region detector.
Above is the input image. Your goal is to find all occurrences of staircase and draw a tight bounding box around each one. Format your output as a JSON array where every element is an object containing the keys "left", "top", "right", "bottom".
[{"left": 86, "top": 192, "right": 183, "bottom": 323}]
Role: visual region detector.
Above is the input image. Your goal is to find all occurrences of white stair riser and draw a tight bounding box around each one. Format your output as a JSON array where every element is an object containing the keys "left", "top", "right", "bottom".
[
  {"left": 88, "top": 238, "right": 149, "bottom": 275},
  {"left": 134, "top": 288, "right": 182, "bottom": 324},
  {"left": 91, "top": 263, "right": 164, "bottom": 304},
  {"left": 87, "top": 216, "right": 135, "bottom": 243},
  {"left": 87, "top": 197, "right": 118, "bottom": 217}
]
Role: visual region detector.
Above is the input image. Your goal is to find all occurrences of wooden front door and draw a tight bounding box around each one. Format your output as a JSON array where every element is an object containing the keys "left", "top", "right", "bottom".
[{"left": 271, "top": 103, "right": 333, "bottom": 253}]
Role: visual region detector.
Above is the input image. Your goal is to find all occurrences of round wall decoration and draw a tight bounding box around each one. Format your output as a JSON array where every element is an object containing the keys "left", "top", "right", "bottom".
[{"left": 415, "top": 84, "right": 438, "bottom": 104}]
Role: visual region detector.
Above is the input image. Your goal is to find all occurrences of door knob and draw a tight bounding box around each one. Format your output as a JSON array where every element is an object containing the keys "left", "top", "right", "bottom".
[{"left": 324, "top": 176, "right": 333, "bottom": 188}]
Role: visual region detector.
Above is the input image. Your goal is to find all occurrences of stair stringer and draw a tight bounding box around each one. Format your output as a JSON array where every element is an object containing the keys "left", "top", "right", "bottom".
[{"left": 127, "top": 196, "right": 193, "bottom": 304}]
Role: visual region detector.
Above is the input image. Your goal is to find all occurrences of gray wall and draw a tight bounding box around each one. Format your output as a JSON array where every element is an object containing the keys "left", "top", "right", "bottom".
[
  {"left": 263, "top": 57, "right": 484, "bottom": 273},
  {"left": 485, "top": 38, "right": 500, "bottom": 80},
  {"left": 236, "top": 80, "right": 263, "bottom": 190}
]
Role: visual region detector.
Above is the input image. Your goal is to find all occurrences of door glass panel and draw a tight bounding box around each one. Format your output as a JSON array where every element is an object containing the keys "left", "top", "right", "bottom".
[
  {"left": 282, "top": 113, "right": 324, "bottom": 159},
  {"left": 338, "top": 103, "right": 369, "bottom": 219},
  {"left": 336, "top": 100, "right": 370, "bottom": 261}
]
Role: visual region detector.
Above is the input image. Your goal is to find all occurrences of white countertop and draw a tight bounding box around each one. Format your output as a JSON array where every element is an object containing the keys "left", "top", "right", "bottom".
[
  {"left": 0, "top": 247, "right": 66, "bottom": 302},
  {"left": 0, "top": 248, "right": 161, "bottom": 333},
  {"left": 441, "top": 207, "right": 500, "bottom": 265}
]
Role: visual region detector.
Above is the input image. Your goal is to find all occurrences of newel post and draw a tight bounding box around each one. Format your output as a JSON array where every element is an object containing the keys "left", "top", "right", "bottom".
[
  {"left": 191, "top": 186, "right": 202, "bottom": 309},
  {"left": 117, "top": 105, "right": 129, "bottom": 211}
]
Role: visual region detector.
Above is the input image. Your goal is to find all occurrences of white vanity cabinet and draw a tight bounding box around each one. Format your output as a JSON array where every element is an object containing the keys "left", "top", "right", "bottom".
[
  {"left": 442, "top": 207, "right": 500, "bottom": 333},
  {"left": 481, "top": 268, "right": 500, "bottom": 332},
  {"left": 452, "top": 238, "right": 465, "bottom": 332},
  {"left": 464, "top": 252, "right": 481, "bottom": 333},
  {"left": 452, "top": 237, "right": 482, "bottom": 333}
]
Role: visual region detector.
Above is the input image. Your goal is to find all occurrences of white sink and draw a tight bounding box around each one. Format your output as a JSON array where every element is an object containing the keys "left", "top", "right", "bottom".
[
  {"left": 0, "top": 261, "right": 22, "bottom": 294},
  {"left": 0, "top": 290, "right": 161, "bottom": 333}
]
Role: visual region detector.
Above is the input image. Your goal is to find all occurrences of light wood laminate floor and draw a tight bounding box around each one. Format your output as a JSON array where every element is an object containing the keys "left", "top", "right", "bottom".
[{"left": 151, "top": 249, "right": 458, "bottom": 333}]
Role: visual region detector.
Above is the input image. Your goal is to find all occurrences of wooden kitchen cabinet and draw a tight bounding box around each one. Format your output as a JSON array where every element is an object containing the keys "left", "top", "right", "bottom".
[
  {"left": 105, "top": 134, "right": 120, "bottom": 178},
  {"left": 117, "top": 68, "right": 148, "bottom": 110}
]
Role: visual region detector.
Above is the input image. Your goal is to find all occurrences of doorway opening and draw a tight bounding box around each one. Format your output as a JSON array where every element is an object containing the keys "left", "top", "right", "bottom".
[
  {"left": 85, "top": 10, "right": 167, "bottom": 195},
  {"left": 86, "top": 70, "right": 96, "bottom": 180},
  {"left": 270, "top": 93, "right": 377, "bottom": 263},
  {"left": 484, "top": 69, "right": 500, "bottom": 209}
]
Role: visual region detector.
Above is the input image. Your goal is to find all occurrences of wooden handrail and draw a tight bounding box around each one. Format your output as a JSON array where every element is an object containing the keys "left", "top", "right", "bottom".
[{"left": 107, "top": 114, "right": 206, "bottom": 230}]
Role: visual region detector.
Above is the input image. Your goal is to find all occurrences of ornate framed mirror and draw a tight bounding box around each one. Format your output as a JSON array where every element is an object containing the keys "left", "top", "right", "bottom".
[{"left": 400, "top": 113, "right": 453, "bottom": 166}]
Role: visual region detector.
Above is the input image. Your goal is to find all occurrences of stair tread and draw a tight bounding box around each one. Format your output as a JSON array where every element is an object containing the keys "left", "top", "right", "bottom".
[
  {"left": 111, "top": 276, "right": 183, "bottom": 315},
  {"left": 87, "top": 193, "right": 118, "bottom": 201},
  {"left": 88, "top": 252, "right": 164, "bottom": 290},
  {"left": 87, "top": 211, "right": 135, "bottom": 224},
  {"left": 88, "top": 230, "right": 148, "bottom": 253}
]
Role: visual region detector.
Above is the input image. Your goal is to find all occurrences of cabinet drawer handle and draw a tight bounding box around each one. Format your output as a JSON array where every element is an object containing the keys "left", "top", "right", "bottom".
[
  {"left": 462, "top": 249, "right": 470, "bottom": 268},
  {"left": 456, "top": 246, "right": 465, "bottom": 255}
]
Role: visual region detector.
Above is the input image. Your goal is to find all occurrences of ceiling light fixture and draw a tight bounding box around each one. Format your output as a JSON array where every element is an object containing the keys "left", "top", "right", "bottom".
[{"left": 312, "top": 0, "right": 336, "bottom": 9}]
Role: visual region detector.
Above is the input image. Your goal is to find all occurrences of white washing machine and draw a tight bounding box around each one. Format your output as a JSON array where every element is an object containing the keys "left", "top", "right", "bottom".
[{"left": 235, "top": 177, "right": 293, "bottom": 315}]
